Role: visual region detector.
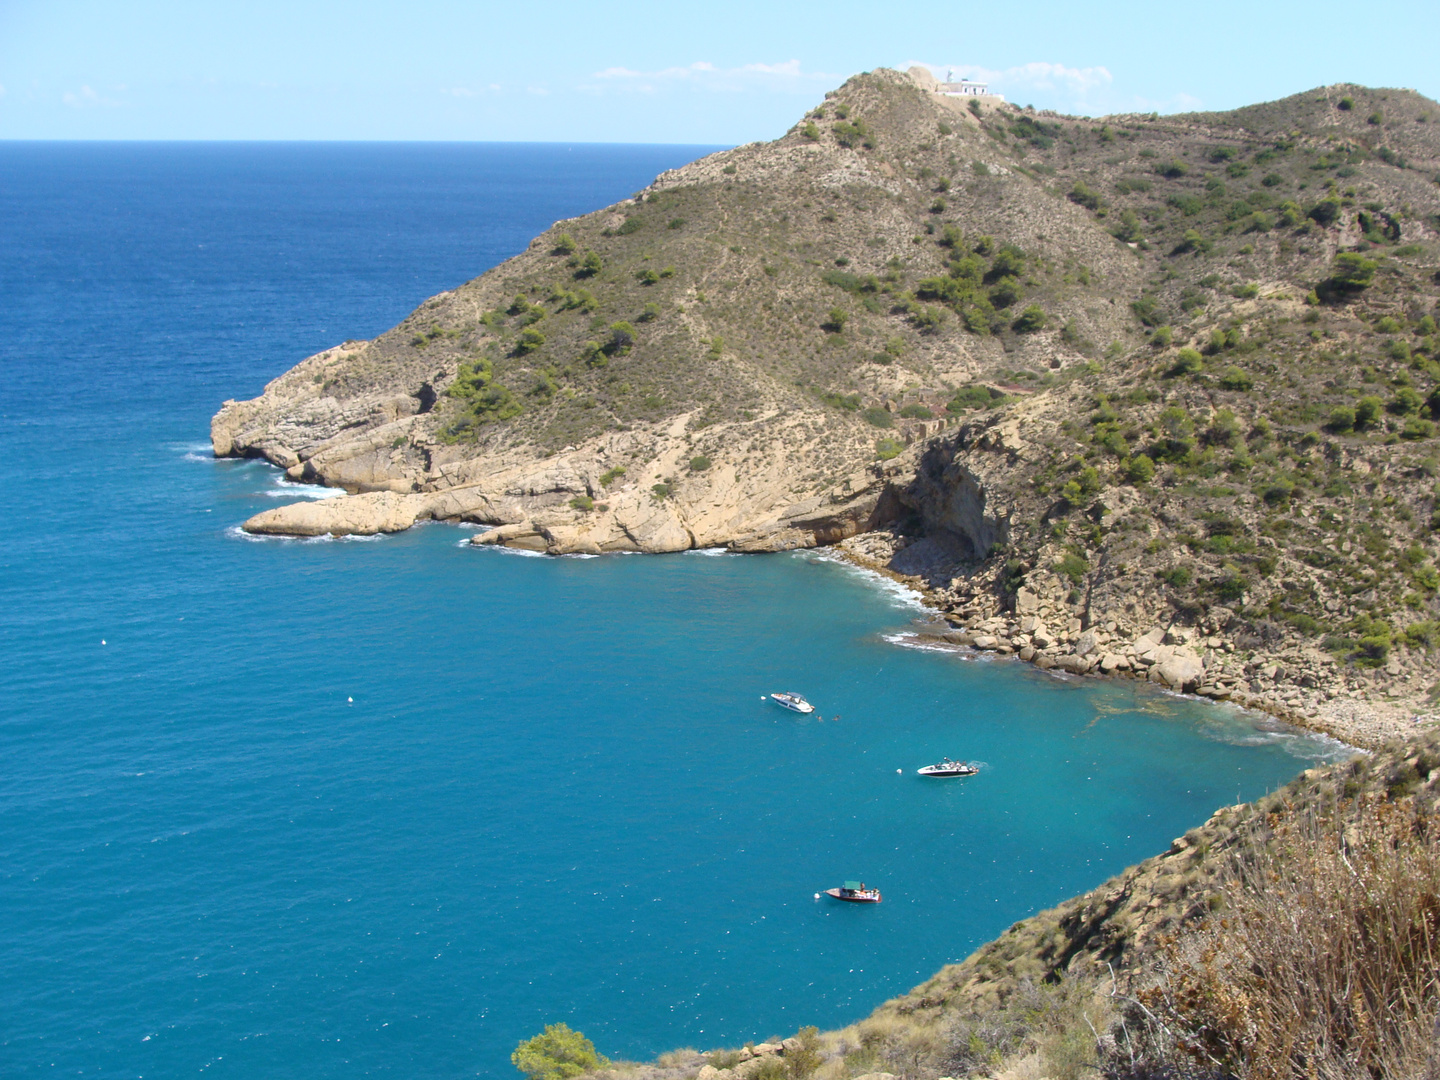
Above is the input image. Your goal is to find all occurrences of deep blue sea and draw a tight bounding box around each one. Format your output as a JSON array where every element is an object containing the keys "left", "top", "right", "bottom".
[{"left": 0, "top": 143, "right": 1346, "bottom": 1079}]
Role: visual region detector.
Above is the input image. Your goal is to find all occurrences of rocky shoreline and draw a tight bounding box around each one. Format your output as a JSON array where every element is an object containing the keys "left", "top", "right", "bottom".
[{"left": 833, "top": 530, "right": 1436, "bottom": 750}]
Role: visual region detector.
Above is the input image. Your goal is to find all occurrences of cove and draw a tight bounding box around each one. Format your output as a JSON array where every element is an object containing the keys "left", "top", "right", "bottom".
[{"left": 0, "top": 143, "right": 1345, "bottom": 1079}]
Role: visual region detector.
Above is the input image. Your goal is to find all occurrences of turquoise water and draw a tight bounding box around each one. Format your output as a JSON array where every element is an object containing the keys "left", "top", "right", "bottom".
[{"left": 0, "top": 144, "right": 1344, "bottom": 1078}]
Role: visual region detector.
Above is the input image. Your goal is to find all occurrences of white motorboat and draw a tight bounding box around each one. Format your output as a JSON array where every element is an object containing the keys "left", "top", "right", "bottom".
[
  {"left": 917, "top": 758, "right": 979, "bottom": 777},
  {"left": 769, "top": 692, "right": 814, "bottom": 714}
]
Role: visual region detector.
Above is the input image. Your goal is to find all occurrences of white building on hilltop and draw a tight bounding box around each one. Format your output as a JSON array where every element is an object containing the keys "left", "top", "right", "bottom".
[{"left": 936, "top": 67, "right": 1003, "bottom": 100}]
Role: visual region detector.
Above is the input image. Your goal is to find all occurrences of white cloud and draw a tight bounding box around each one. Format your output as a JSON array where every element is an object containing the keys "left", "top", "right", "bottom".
[
  {"left": 585, "top": 59, "right": 839, "bottom": 95},
  {"left": 61, "top": 84, "right": 125, "bottom": 109}
]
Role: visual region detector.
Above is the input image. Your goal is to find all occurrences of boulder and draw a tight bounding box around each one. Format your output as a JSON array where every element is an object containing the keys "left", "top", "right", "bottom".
[
  {"left": 1074, "top": 629, "right": 1099, "bottom": 658},
  {"left": 1054, "top": 654, "right": 1093, "bottom": 674},
  {"left": 1015, "top": 587, "right": 1040, "bottom": 613},
  {"left": 972, "top": 635, "right": 999, "bottom": 650},
  {"left": 1155, "top": 652, "right": 1205, "bottom": 691}
]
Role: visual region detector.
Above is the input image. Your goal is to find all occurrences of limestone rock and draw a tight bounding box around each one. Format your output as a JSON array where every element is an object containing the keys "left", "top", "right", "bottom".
[
  {"left": 1154, "top": 652, "right": 1205, "bottom": 691},
  {"left": 242, "top": 490, "right": 430, "bottom": 537}
]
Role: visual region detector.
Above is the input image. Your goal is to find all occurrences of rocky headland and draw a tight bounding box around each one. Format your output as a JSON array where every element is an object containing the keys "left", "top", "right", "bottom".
[{"left": 216, "top": 70, "right": 1440, "bottom": 739}]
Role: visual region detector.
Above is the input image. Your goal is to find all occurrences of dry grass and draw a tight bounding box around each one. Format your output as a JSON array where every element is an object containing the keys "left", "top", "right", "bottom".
[{"left": 1136, "top": 797, "right": 1440, "bottom": 1079}]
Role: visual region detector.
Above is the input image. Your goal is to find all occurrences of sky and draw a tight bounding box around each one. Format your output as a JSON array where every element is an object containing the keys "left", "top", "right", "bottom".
[{"left": 1, "top": 0, "right": 1437, "bottom": 143}]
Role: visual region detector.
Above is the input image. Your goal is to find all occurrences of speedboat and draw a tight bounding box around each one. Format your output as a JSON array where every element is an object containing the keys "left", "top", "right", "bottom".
[
  {"left": 825, "top": 881, "right": 882, "bottom": 903},
  {"left": 769, "top": 692, "right": 814, "bottom": 714},
  {"left": 917, "top": 758, "right": 979, "bottom": 777}
]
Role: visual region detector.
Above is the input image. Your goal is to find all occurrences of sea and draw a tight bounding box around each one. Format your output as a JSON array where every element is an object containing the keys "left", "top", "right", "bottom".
[{"left": 0, "top": 142, "right": 1349, "bottom": 1078}]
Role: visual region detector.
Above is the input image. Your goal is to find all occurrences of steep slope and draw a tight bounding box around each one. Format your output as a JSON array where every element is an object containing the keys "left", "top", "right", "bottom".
[{"left": 215, "top": 69, "right": 1440, "bottom": 738}]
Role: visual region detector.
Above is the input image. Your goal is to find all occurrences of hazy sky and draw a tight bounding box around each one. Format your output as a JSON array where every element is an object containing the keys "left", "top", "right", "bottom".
[{"left": 2, "top": 0, "right": 1436, "bottom": 142}]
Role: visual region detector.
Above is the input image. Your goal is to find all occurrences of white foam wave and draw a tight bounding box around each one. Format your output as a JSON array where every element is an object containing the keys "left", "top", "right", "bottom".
[
  {"left": 802, "top": 549, "right": 928, "bottom": 611},
  {"left": 466, "top": 543, "right": 547, "bottom": 558},
  {"left": 881, "top": 631, "right": 989, "bottom": 661},
  {"left": 181, "top": 452, "right": 214, "bottom": 463},
  {"left": 687, "top": 547, "right": 739, "bottom": 557},
  {"left": 265, "top": 479, "right": 344, "bottom": 500}
]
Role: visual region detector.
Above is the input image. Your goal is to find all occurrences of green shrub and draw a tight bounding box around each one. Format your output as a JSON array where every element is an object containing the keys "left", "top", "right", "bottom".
[
  {"left": 568, "top": 495, "right": 594, "bottom": 511},
  {"left": 1175, "top": 229, "right": 1213, "bottom": 255},
  {"left": 1308, "top": 197, "right": 1343, "bottom": 226},
  {"left": 1068, "top": 181, "right": 1105, "bottom": 212},
  {"left": 515, "top": 328, "right": 546, "bottom": 354},
  {"left": 833, "top": 118, "right": 874, "bottom": 149},
  {"left": 615, "top": 216, "right": 643, "bottom": 235},
  {"left": 823, "top": 307, "right": 848, "bottom": 332},
  {"left": 635, "top": 268, "right": 660, "bottom": 286},
  {"left": 1111, "top": 209, "right": 1144, "bottom": 242},
  {"left": 1327, "top": 405, "right": 1357, "bottom": 432},
  {"left": 689, "top": 455, "right": 711, "bottom": 472},
  {"left": 1154, "top": 406, "right": 1197, "bottom": 461},
  {"left": 1402, "top": 417, "right": 1436, "bottom": 440},
  {"left": 1056, "top": 551, "right": 1090, "bottom": 583},
  {"left": 552, "top": 233, "right": 577, "bottom": 256},
  {"left": 1232, "top": 282, "right": 1260, "bottom": 299},
  {"left": 1262, "top": 479, "right": 1296, "bottom": 506},
  {"left": 899, "top": 403, "right": 934, "bottom": 419},
  {"left": 785, "top": 1027, "right": 823, "bottom": 1080},
  {"left": 1170, "top": 347, "right": 1205, "bottom": 376},
  {"left": 512, "top": 1024, "right": 607, "bottom": 1080},
  {"left": 1161, "top": 565, "right": 1193, "bottom": 587},
  {"left": 875, "top": 438, "right": 904, "bottom": 460},
  {"left": 1219, "top": 365, "right": 1253, "bottom": 390},
  {"left": 817, "top": 390, "right": 860, "bottom": 411},
  {"left": 1125, "top": 453, "right": 1156, "bottom": 484},
  {"left": 1355, "top": 395, "right": 1384, "bottom": 429},
  {"left": 1012, "top": 304, "right": 1047, "bottom": 333},
  {"left": 990, "top": 277, "right": 1023, "bottom": 309},
  {"left": 574, "top": 251, "right": 603, "bottom": 278},
  {"left": 1376, "top": 316, "right": 1403, "bottom": 333},
  {"left": 1155, "top": 159, "right": 1188, "bottom": 178},
  {"left": 651, "top": 482, "right": 672, "bottom": 499},
  {"left": 637, "top": 302, "right": 661, "bottom": 323},
  {"left": 1151, "top": 325, "right": 1174, "bottom": 348},
  {"left": 862, "top": 406, "right": 894, "bottom": 428},
  {"left": 599, "top": 466, "right": 626, "bottom": 487},
  {"left": 1338, "top": 96, "right": 1354, "bottom": 110},
  {"left": 606, "top": 322, "right": 635, "bottom": 356},
  {"left": 947, "top": 384, "right": 1005, "bottom": 413},
  {"left": 1392, "top": 387, "right": 1424, "bottom": 415},
  {"left": 1322, "top": 252, "right": 1378, "bottom": 295}
]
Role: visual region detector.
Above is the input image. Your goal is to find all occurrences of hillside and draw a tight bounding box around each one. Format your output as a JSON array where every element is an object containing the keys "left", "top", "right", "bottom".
[{"left": 213, "top": 68, "right": 1440, "bottom": 741}]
